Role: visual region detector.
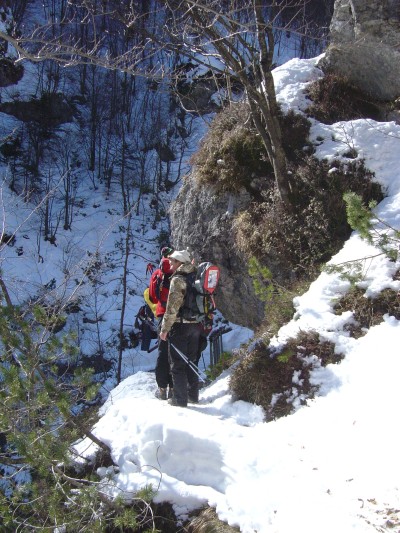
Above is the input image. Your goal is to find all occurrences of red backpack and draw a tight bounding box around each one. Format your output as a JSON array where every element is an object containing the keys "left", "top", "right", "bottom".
[{"left": 148, "top": 257, "right": 172, "bottom": 313}]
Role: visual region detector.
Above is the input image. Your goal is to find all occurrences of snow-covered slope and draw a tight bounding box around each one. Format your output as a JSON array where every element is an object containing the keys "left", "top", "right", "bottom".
[{"left": 72, "top": 56, "right": 400, "bottom": 533}]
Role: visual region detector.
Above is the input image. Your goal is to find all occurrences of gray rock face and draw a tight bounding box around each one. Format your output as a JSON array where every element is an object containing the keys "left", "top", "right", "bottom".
[
  {"left": 320, "top": 0, "right": 400, "bottom": 101},
  {"left": 169, "top": 175, "right": 264, "bottom": 329}
]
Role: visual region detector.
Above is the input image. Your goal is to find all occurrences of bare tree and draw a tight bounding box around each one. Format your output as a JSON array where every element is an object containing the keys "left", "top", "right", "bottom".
[{"left": 0, "top": 0, "right": 331, "bottom": 209}]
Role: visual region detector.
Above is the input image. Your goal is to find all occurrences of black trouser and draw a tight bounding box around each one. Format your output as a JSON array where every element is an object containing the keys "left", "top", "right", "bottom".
[
  {"left": 155, "top": 338, "right": 173, "bottom": 389},
  {"left": 155, "top": 318, "right": 173, "bottom": 389},
  {"left": 168, "top": 322, "right": 201, "bottom": 405}
]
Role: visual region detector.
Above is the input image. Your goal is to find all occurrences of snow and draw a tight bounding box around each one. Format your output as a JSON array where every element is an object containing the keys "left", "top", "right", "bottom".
[
  {"left": 71, "top": 56, "right": 400, "bottom": 532},
  {"left": 1, "top": 51, "right": 400, "bottom": 532}
]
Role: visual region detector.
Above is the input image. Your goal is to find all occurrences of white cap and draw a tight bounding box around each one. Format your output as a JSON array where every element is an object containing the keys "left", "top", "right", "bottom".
[{"left": 169, "top": 249, "right": 191, "bottom": 264}]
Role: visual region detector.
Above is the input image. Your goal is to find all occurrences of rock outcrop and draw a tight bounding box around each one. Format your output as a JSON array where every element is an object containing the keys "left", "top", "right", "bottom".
[
  {"left": 320, "top": 0, "right": 400, "bottom": 101},
  {"left": 0, "top": 93, "right": 75, "bottom": 126},
  {"left": 0, "top": 58, "right": 24, "bottom": 87},
  {"left": 169, "top": 174, "right": 264, "bottom": 329}
]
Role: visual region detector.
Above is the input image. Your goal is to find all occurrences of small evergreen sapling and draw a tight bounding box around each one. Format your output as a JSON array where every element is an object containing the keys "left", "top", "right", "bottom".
[
  {"left": 344, "top": 192, "right": 399, "bottom": 261},
  {"left": 248, "top": 257, "right": 301, "bottom": 335},
  {"left": 0, "top": 278, "right": 156, "bottom": 531},
  {"left": 324, "top": 193, "right": 399, "bottom": 284}
]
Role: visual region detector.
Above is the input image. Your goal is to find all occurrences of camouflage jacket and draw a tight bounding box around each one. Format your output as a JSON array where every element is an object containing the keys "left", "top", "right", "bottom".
[{"left": 160, "top": 262, "right": 196, "bottom": 335}]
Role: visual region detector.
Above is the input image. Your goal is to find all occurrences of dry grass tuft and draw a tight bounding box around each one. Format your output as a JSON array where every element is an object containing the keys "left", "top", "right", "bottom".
[
  {"left": 191, "top": 102, "right": 271, "bottom": 195},
  {"left": 190, "top": 102, "right": 311, "bottom": 196},
  {"left": 305, "top": 73, "right": 382, "bottom": 124},
  {"left": 334, "top": 278, "right": 400, "bottom": 337},
  {"left": 187, "top": 507, "right": 240, "bottom": 533},
  {"left": 229, "top": 331, "right": 342, "bottom": 420}
]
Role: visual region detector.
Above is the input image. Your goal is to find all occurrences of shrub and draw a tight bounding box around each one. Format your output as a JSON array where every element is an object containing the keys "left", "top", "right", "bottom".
[
  {"left": 334, "top": 277, "right": 400, "bottom": 338},
  {"left": 280, "top": 109, "right": 312, "bottom": 162},
  {"left": 191, "top": 102, "right": 311, "bottom": 196},
  {"left": 191, "top": 102, "right": 271, "bottom": 195},
  {"left": 229, "top": 331, "right": 342, "bottom": 420},
  {"left": 305, "top": 73, "right": 381, "bottom": 124},
  {"left": 235, "top": 156, "right": 384, "bottom": 278},
  {"left": 248, "top": 257, "right": 311, "bottom": 337}
]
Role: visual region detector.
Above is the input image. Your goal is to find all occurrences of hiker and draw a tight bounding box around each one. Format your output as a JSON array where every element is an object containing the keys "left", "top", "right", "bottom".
[
  {"left": 134, "top": 303, "right": 157, "bottom": 352},
  {"left": 159, "top": 249, "right": 202, "bottom": 407},
  {"left": 149, "top": 252, "right": 174, "bottom": 400}
]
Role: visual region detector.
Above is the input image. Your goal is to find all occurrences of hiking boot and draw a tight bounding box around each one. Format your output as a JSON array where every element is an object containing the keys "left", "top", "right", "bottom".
[
  {"left": 155, "top": 387, "right": 167, "bottom": 400},
  {"left": 168, "top": 397, "right": 187, "bottom": 407},
  {"left": 188, "top": 396, "right": 199, "bottom": 404},
  {"left": 188, "top": 384, "right": 199, "bottom": 404}
]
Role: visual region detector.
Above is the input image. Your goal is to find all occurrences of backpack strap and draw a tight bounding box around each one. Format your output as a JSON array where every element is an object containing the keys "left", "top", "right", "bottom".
[{"left": 177, "top": 271, "right": 201, "bottom": 321}]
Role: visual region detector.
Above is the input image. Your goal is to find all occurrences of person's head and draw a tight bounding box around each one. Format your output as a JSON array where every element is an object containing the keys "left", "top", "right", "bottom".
[
  {"left": 161, "top": 246, "right": 174, "bottom": 258},
  {"left": 168, "top": 249, "right": 191, "bottom": 272},
  {"left": 160, "top": 256, "right": 173, "bottom": 275}
]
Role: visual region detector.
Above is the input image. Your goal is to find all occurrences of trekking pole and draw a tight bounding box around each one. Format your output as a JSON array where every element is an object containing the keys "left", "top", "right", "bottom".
[
  {"left": 147, "top": 342, "right": 158, "bottom": 353},
  {"left": 169, "top": 342, "right": 208, "bottom": 383}
]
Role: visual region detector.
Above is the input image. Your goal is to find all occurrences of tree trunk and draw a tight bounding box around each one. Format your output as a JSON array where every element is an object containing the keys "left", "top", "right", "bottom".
[
  {"left": 173, "top": 0, "right": 293, "bottom": 209},
  {"left": 117, "top": 211, "right": 132, "bottom": 384}
]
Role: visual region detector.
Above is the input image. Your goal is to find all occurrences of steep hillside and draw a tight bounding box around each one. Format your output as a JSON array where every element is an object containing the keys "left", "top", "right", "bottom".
[
  {"left": 6, "top": 2, "right": 400, "bottom": 532},
  {"left": 74, "top": 57, "right": 400, "bottom": 533}
]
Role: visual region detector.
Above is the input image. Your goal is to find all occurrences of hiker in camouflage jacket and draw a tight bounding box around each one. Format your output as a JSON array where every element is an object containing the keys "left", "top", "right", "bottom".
[{"left": 160, "top": 250, "right": 201, "bottom": 407}]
